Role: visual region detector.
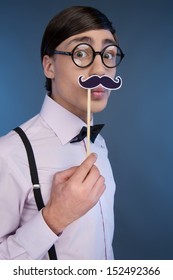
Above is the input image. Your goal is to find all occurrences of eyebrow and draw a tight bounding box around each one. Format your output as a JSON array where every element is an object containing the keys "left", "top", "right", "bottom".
[{"left": 66, "top": 36, "right": 116, "bottom": 47}]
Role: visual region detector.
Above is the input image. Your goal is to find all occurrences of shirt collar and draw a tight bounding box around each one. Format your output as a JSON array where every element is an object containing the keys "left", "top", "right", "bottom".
[{"left": 40, "top": 95, "right": 93, "bottom": 145}]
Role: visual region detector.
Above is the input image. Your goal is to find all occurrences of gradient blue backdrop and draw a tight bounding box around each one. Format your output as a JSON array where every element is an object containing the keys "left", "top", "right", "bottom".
[{"left": 0, "top": 0, "right": 173, "bottom": 259}]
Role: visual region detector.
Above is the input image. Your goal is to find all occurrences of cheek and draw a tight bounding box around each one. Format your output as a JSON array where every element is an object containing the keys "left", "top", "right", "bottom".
[{"left": 55, "top": 64, "right": 81, "bottom": 87}]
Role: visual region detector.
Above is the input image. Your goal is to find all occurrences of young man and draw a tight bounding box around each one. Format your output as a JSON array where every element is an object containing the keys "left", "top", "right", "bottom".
[{"left": 0, "top": 6, "right": 124, "bottom": 259}]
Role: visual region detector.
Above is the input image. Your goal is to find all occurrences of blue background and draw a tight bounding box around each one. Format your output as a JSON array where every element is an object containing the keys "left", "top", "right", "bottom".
[{"left": 0, "top": 0, "right": 173, "bottom": 259}]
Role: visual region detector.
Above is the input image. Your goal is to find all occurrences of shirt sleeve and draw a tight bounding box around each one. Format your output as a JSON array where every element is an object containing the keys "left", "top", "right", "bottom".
[
  {"left": 0, "top": 139, "right": 58, "bottom": 260},
  {"left": 0, "top": 211, "right": 58, "bottom": 260}
]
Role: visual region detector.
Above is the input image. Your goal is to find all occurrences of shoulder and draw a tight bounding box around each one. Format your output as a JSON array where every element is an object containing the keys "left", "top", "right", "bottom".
[
  {"left": 0, "top": 115, "right": 39, "bottom": 160},
  {"left": 0, "top": 130, "right": 20, "bottom": 159}
]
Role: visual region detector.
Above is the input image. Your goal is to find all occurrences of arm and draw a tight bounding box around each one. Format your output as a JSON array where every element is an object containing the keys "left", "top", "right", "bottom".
[{"left": 0, "top": 153, "right": 58, "bottom": 260}]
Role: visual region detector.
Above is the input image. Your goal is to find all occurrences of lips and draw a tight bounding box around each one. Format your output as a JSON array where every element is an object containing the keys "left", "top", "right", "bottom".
[
  {"left": 91, "top": 86, "right": 105, "bottom": 93},
  {"left": 91, "top": 86, "right": 106, "bottom": 100}
]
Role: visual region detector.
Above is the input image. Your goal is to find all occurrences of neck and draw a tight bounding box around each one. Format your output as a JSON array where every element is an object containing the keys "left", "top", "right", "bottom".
[{"left": 50, "top": 93, "right": 92, "bottom": 124}]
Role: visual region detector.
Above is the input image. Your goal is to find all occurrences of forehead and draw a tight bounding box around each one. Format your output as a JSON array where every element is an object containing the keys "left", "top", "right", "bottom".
[{"left": 58, "top": 29, "right": 116, "bottom": 49}]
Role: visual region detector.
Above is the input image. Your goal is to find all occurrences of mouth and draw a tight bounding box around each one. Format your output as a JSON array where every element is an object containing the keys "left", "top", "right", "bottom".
[{"left": 91, "top": 86, "right": 107, "bottom": 100}]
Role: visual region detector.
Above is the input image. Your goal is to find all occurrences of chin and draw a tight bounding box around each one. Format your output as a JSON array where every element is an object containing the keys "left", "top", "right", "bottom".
[{"left": 91, "top": 101, "right": 108, "bottom": 113}]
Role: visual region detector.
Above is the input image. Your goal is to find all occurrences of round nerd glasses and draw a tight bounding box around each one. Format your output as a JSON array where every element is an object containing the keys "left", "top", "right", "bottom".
[{"left": 53, "top": 43, "right": 124, "bottom": 68}]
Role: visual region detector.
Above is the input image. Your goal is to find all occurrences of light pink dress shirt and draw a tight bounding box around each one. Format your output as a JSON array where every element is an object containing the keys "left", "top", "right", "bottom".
[{"left": 0, "top": 95, "right": 116, "bottom": 259}]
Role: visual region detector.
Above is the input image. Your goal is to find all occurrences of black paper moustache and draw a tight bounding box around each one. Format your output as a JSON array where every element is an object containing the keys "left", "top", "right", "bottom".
[{"left": 78, "top": 75, "right": 122, "bottom": 90}]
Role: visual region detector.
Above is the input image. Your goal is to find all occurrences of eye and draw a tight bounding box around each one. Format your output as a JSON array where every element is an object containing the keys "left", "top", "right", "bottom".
[
  {"left": 103, "top": 52, "right": 113, "bottom": 60},
  {"left": 103, "top": 45, "right": 117, "bottom": 61},
  {"left": 74, "top": 50, "right": 87, "bottom": 59}
]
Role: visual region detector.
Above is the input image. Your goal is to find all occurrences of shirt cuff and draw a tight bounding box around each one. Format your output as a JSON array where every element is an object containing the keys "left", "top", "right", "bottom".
[{"left": 16, "top": 210, "right": 58, "bottom": 259}]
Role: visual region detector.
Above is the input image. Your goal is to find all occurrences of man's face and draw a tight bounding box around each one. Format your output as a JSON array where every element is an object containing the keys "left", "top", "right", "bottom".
[{"left": 43, "top": 29, "right": 116, "bottom": 123}]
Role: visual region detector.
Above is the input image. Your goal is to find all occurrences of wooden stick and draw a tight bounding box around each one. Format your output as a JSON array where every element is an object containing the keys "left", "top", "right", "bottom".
[{"left": 86, "top": 88, "right": 91, "bottom": 157}]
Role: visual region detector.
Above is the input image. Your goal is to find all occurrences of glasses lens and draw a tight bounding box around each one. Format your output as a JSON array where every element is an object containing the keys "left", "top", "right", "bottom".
[
  {"left": 102, "top": 45, "right": 122, "bottom": 67},
  {"left": 72, "top": 44, "right": 93, "bottom": 67}
]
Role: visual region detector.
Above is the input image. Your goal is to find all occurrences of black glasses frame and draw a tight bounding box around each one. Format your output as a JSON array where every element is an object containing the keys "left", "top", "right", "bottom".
[{"left": 53, "top": 43, "right": 125, "bottom": 68}]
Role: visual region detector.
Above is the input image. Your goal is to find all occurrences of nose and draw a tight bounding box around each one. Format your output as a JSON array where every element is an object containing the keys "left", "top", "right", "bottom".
[{"left": 89, "top": 53, "right": 106, "bottom": 77}]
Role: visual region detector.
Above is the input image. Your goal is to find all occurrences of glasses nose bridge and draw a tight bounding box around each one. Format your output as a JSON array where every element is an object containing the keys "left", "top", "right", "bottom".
[
  {"left": 94, "top": 51, "right": 102, "bottom": 57},
  {"left": 93, "top": 51, "right": 103, "bottom": 63}
]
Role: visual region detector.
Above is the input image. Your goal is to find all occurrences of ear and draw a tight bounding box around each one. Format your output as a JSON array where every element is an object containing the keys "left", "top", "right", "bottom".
[{"left": 42, "top": 55, "right": 55, "bottom": 79}]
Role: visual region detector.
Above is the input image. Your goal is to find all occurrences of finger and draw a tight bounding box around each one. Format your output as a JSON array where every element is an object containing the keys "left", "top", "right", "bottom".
[
  {"left": 83, "top": 165, "right": 100, "bottom": 188},
  {"left": 71, "top": 153, "right": 98, "bottom": 183},
  {"left": 91, "top": 176, "right": 106, "bottom": 202},
  {"left": 53, "top": 166, "right": 78, "bottom": 184}
]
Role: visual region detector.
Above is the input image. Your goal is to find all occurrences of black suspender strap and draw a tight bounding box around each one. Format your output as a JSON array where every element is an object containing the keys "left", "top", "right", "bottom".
[
  {"left": 14, "top": 127, "right": 44, "bottom": 210},
  {"left": 14, "top": 126, "right": 57, "bottom": 260}
]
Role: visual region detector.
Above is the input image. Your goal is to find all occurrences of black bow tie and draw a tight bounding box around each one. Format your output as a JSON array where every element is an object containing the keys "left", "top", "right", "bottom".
[{"left": 70, "top": 124, "right": 104, "bottom": 143}]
